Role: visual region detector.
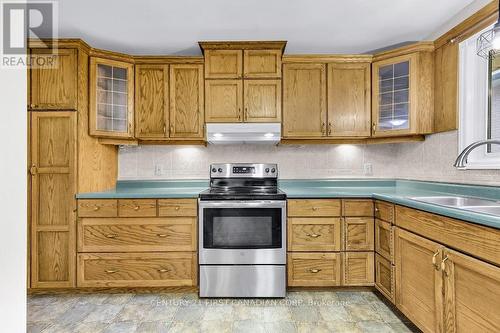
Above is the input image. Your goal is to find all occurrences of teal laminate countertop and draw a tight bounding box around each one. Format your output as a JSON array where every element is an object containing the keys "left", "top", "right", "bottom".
[{"left": 76, "top": 178, "right": 500, "bottom": 230}]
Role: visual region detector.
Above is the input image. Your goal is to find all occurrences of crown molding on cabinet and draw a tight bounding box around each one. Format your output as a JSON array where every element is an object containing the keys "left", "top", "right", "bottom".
[
  {"left": 282, "top": 54, "right": 373, "bottom": 63},
  {"left": 198, "top": 40, "right": 287, "bottom": 53}
]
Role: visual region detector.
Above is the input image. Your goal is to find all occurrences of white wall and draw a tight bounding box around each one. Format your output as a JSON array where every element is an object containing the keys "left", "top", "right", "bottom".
[
  {"left": 118, "top": 144, "right": 397, "bottom": 179},
  {"left": 0, "top": 67, "right": 27, "bottom": 330},
  {"left": 118, "top": 132, "right": 500, "bottom": 185}
]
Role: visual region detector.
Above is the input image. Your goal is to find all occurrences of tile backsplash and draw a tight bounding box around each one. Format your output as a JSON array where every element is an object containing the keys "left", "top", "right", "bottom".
[{"left": 118, "top": 130, "right": 500, "bottom": 185}]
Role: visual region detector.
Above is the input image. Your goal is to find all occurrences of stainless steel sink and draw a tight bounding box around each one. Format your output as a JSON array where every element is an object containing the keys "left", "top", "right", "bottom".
[
  {"left": 408, "top": 196, "right": 500, "bottom": 217},
  {"left": 408, "top": 196, "right": 500, "bottom": 208}
]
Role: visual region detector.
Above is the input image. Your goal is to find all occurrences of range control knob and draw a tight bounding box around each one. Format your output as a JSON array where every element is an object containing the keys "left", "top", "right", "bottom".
[
  {"left": 218, "top": 168, "right": 223, "bottom": 173},
  {"left": 271, "top": 168, "right": 276, "bottom": 173},
  {"left": 265, "top": 168, "right": 270, "bottom": 173},
  {"left": 211, "top": 168, "right": 217, "bottom": 173}
]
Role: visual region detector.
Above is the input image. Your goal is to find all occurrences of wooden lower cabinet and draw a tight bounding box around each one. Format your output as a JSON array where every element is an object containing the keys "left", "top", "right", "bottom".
[
  {"left": 288, "top": 217, "right": 342, "bottom": 251},
  {"left": 344, "top": 217, "right": 374, "bottom": 251},
  {"left": 375, "top": 219, "right": 393, "bottom": 262},
  {"left": 77, "top": 252, "right": 197, "bottom": 287},
  {"left": 287, "top": 252, "right": 342, "bottom": 286},
  {"left": 288, "top": 199, "right": 341, "bottom": 217},
  {"left": 375, "top": 253, "right": 394, "bottom": 303},
  {"left": 343, "top": 252, "right": 374, "bottom": 286},
  {"left": 374, "top": 201, "right": 394, "bottom": 223},
  {"left": 78, "top": 217, "right": 197, "bottom": 252},
  {"left": 443, "top": 248, "right": 500, "bottom": 332},
  {"left": 395, "top": 227, "right": 444, "bottom": 333}
]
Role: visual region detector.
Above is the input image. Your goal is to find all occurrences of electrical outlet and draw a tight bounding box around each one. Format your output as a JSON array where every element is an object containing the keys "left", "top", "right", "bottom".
[
  {"left": 363, "top": 163, "right": 373, "bottom": 176},
  {"left": 154, "top": 164, "right": 163, "bottom": 176}
]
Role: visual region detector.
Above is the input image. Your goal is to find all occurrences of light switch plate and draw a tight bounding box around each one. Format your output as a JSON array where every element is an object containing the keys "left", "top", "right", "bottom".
[{"left": 363, "top": 163, "right": 373, "bottom": 176}]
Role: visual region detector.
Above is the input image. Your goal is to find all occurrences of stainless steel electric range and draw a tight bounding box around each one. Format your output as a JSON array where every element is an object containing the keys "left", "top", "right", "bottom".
[{"left": 198, "top": 163, "right": 286, "bottom": 298}]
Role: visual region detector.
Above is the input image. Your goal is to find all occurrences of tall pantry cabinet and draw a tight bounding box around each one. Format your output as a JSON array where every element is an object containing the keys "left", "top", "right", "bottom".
[{"left": 28, "top": 42, "right": 118, "bottom": 288}]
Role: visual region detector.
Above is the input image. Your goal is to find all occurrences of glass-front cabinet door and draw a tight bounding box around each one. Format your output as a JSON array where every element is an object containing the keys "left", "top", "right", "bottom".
[
  {"left": 89, "top": 57, "right": 134, "bottom": 138},
  {"left": 372, "top": 54, "right": 416, "bottom": 137}
]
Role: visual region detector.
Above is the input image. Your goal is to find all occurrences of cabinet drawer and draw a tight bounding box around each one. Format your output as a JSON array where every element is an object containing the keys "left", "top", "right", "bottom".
[
  {"left": 78, "top": 200, "right": 118, "bottom": 217},
  {"left": 288, "top": 199, "right": 341, "bottom": 217},
  {"left": 288, "top": 217, "right": 342, "bottom": 251},
  {"left": 78, "top": 217, "right": 197, "bottom": 252},
  {"left": 344, "top": 217, "right": 374, "bottom": 251},
  {"left": 343, "top": 252, "right": 374, "bottom": 286},
  {"left": 287, "top": 252, "right": 341, "bottom": 287},
  {"left": 342, "top": 200, "right": 374, "bottom": 217},
  {"left": 158, "top": 199, "right": 197, "bottom": 217},
  {"left": 77, "top": 252, "right": 197, "bottom": 287},
  {"left": 374, "top": 201, "right": 394, "bottom": 223},
  {"left": 375, "top": 253, "right": 395, "bottom": 303},
  {"left": 118, "top": 199, "right": 157, "bottom": 217},
  {"left": 375, "top": 219, "right": 393, "bottom": 262}
]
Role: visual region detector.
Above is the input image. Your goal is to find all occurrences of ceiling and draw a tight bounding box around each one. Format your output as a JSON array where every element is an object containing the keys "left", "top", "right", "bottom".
[{"left": 58, "top": 0, "right": 478, "bottom": 55}]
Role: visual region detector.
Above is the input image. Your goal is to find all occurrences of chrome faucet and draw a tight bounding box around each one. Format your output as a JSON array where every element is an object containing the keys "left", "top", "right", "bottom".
[{"left": 454, "top": 139, "right": 500, "bottom": 169}]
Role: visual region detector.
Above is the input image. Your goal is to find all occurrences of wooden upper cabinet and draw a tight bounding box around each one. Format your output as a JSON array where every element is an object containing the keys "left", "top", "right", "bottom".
[
  {"left": 327, "top": 63, "right": 371, "bottom": 137},
  {"left": 30, "top": 111, "right": 76, "bottom": 288},
  {"left": 395, "top": 227, "right": 443, "bottom": 333},
  {"left": 434, "top": 42, "right": 458, "bottom": 132},
  {"left": 205, "top": 79, "right": 243, "bottom": 122},
  {"left": 89, "top": 57, "right": 134, "bottom": 138},
  {"left": 244, "top": 79, "right": 281, "bottom": 122},
  {"left": 169, "top": 64, "right": 204, "bottom": 139},
  {"left": 282, "top": 63, "right": 327, "bottom": 138},
  {"left": 243, "top": 49, "right": 282, "bottom": 78},
  {"left": 442, "top": 248, "right": 500, "bottom": 332},
  {"left": 30, "top": 48, "right": 77, "bottom": 110},
  {"left": 205, "top": 50, "right": 242, "bottom": 79},
  {"left": 135, "top": 64, "right": 169, "bottom": 139},
  {"left": 372, "top": 50, "right": 433, "bottom": 137}
]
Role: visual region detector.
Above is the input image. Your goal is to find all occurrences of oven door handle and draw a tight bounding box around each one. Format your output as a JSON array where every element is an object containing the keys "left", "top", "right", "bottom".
[{"left": 198, "top": 200, "right": 286, "bottom": 209}]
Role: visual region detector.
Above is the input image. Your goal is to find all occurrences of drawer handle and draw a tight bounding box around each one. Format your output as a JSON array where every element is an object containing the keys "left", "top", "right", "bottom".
[
  {"left": 156, "top": 234, "right": 168, "bottom": 238},
  {"left": 106, "top": 234, "right": 118, "bottom": 239},
  {"left": 306, "top": 233, "right": 321, "bottom": 238},
  {"left": 309, "top": 269, "right": 321, "bottom": 273},
  {"left": 134, "top": 206, "right": 140, "bottom": 211},
  {"left": 432, "top": 250, "right": 440, "bottom": 270},
  {"left": 157, "top": 268, "right": 170, "bottom": 273},
  {"left": 105, "top": 269, "right": 118, "bottom": 274},
  {"left": 375, "top": 207, "right": 379, "bottom": 212},
  {"left": 441, "top": 256, "right": 449, "bottom": 276},
  {"left": 311, "top": 207, "right": 318, "bottom": 211},
  {"left": 93, "top": 205, "right": 100, "bottom": 211}
]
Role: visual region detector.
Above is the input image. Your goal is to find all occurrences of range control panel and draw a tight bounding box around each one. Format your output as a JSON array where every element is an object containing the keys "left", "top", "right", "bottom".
[{"left": 210, "top": 163, "right": 278, "bottom": 178}]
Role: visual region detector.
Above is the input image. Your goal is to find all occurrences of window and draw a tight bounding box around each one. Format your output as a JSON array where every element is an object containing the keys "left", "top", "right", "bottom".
[{"left": 459, "top": 26, "right": 500, "bottom": 169}]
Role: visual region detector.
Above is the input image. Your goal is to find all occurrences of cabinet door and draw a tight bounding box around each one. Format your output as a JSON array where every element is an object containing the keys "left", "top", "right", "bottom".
[
  {"left": 344, "top": 217, "right": 374, "bottom": 251},
  {"left": 205, "top": 50, "right": 242, "bottom": 79},
  {"left": 282, "top": 63, "right": 327, "bottom": 138},
  {"left": 169, "top": 64, "right": 204, "bottom": 139},
  {"left": 327, "top": 63, "right": 370, "bottom": 137},
  {"left": 443, "top": 249, "right": 500, "bottom": 332},
  {"left": 30, "top": 48, "right": 77, "bottom": 110},
  {"left": 135, "top": 64, "right": 169, "bottom": 139},
  {"left": 243, "top": 50, "right": 282, "bottom": 78},
  {"left": 89, "top": 57, "right": 134, "bottom": 138},
  {"left": 375, "top": 219, "right": 393, "bottom": 262},
  {"left": 205, "top": 79, "right": 242, "bottom": 122},
  {"left": 30, "top": 112, "right": 76, "bottom": 288},
  {"left": 375, "top": 253, "right": 395, "bottom": 303},
  {"left": 395, "top": 228, "right": 444, "bottom": 333},
  {"left": 343, "top": 252, "right": 374, "bottom": 286},
  {"left": 372, "top": 54, "right": 416, "bottom": 137},
  {"left": 244, "top": 79, "right": 281, "bottom": 122}
]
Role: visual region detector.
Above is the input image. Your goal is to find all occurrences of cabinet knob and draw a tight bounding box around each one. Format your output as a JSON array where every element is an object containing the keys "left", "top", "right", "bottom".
[
  {"left": 432, "top": 250, "right": 440, "bottom": 270},
  {"left": 30, "top": 104, "right": 36, "bottom": 108},
  {"left": 175, "top": 206, "right": 180, "bottom": 211},
  {"left": 372, "top": 123, "right": 376, "bottom": 132},
  {"left": 29, "top": 164, "right": 37, "bottom": 175},
  {"left": 134, "top": 206, "right": 140, "bottom": 211},
  {"left": 375, "top": 207, "right": 379, "bottom": 212},
  {"left": 157, "top": 268, "right": 169, "bottom": 273},
  {"left": 105, "top": 269, "right": 118, "bottom": 274},
  {"left": 328, "top": 122, "right": 333, "bottom": 135},
  {"left": 106, "top": 234, "right": 118, "bottom": 239},
  {"left": 306, "top": 233, "right": 321, "bottom": 238},
  {"left": 156, "top": 234, "right": 168, "bottom": 238},
  {"left": 163, "top": 125, "right": 167, "bottom": 134},
  {"left": 244, "top": 108, "right": 249, "bottom": 120},
  {"left": 93, "top": 205, "right": 100, "bottom": 211},
  {"left": 321, "top": 122, "right": 326, "bottom": 135},
  {"left": 309, "top": 269, "right": 321, "bottom": 273},
  {"left": 441, "top": 256, "right": 449, "bottom": 275}
]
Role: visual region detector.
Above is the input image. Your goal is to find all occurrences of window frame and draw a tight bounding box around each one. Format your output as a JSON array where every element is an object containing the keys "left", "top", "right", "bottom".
[{"left": 458, "top": 25, "right": 500, "bottom": 169}]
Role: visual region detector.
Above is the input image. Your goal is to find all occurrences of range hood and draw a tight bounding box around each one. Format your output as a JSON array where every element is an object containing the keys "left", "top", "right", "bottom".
[{"left": 206, "top": 123, "right": 281, "bottom": 144}]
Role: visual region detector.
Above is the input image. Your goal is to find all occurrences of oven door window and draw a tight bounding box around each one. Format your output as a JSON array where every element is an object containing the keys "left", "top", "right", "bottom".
[{"left": 203, "top": 208, "right": 282, "bottom": 249}]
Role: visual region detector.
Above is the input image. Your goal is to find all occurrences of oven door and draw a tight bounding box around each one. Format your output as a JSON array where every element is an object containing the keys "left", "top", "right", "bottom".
[{"left": 199, "top": 200, "right": 286, "bottom": 265}]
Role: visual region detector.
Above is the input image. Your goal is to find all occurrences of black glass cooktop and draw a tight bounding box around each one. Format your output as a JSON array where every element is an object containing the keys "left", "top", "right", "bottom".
[{"left": 199, "top": 187, "right": 286, "bottom": 201}]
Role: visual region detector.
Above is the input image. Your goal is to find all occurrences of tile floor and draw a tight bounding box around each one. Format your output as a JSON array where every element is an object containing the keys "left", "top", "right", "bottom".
[{"left": 28, "top": 291, "right": 420, "bottom": 333}]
